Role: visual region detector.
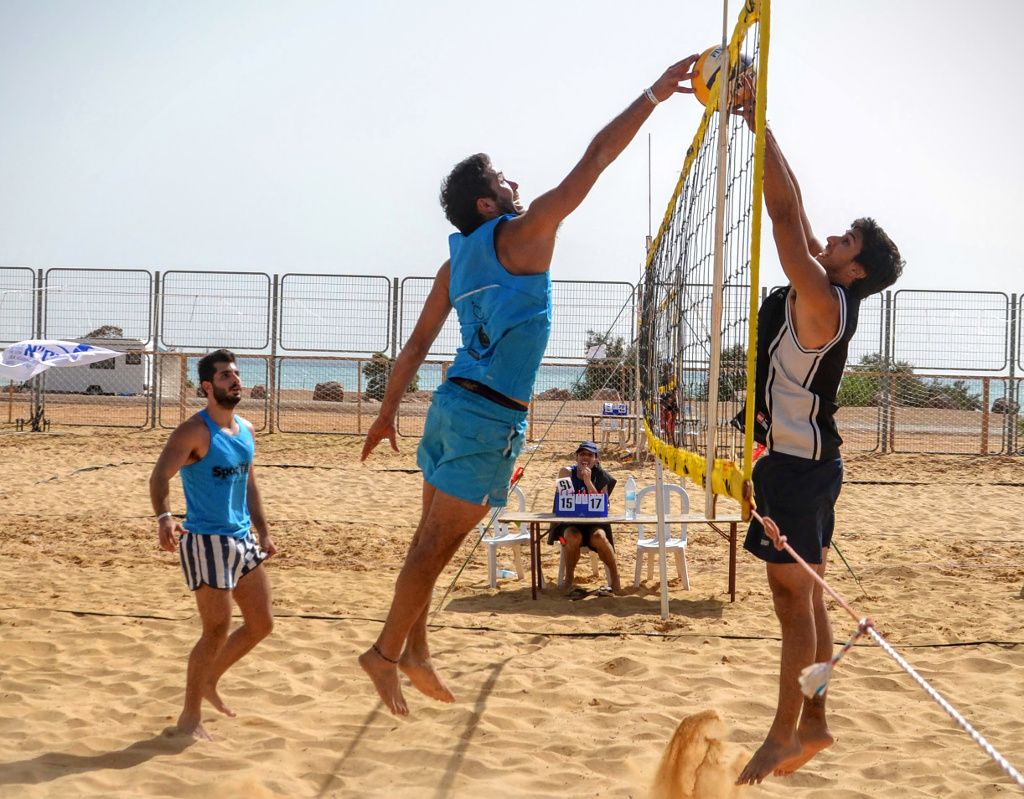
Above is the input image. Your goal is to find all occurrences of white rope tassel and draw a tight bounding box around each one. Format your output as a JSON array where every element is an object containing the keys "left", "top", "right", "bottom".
[
  {"left": 865, "top": 626, "right": 1024, "bottom": 789},
  {"left": 799, "top": 619, "right": 869, "bottom": 698}
]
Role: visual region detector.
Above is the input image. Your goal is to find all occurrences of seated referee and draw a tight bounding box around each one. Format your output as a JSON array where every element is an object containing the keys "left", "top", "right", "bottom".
[{"left": 547, "top": 441, "right": 621, "bottom": 594}]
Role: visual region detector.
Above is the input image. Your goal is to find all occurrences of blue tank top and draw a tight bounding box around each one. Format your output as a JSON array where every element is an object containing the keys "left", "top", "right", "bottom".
[
  {"left": 445, "top": 214, "right": 552, "bottom": 403},
  {"left": 180, "top": 410, "right": 254, "bottom": 538}
]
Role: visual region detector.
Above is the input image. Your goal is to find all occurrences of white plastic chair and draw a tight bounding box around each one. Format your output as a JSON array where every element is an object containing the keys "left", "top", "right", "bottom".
[
  {"left": 484, "top": 485, "right": 528, "bottom": 588},
  {"left": 634, "top": 483, "right": 690, "bottom": 589},
  {"left": 557, "top": 541, "right": 609, "bottom": 588},
  {"left": 599, "top": 415, "right": 627, "bottom": 448}
]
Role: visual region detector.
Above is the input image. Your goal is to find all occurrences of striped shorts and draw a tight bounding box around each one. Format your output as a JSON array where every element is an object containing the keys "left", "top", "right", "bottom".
[{"left": 178, "top": 530, "right": 267, "bottom": 591}]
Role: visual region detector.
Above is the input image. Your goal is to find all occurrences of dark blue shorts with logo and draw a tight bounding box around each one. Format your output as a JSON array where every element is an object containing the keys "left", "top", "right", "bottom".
[{"left": 743, "top": 450, "right": 843, "bottom": 565}]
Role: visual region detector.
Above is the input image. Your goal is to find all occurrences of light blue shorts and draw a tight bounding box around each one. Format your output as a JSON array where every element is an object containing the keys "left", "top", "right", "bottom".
[{"left": 417, "top": 381, "right": 528, "bottom": 507}]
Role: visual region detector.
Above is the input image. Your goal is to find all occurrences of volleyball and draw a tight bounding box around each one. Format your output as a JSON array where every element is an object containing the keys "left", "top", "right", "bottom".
[{"left": 691, "top": 45, "right": 753, "bottom": 108}]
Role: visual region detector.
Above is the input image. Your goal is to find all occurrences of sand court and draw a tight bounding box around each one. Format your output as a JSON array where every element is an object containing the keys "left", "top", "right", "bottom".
[{"left": 1, "top": 430, "right": 1022, "bottom": 797}]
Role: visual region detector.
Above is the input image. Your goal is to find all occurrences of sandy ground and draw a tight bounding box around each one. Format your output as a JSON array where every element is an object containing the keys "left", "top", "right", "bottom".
[{"left": 0, "top": 426, "right": 1022, "bottom": 798}]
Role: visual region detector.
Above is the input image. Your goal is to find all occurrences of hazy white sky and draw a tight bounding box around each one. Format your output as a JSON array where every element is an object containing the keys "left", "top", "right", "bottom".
[{"left": 1, "top": 0, "right": 1021, "bottom": 292}]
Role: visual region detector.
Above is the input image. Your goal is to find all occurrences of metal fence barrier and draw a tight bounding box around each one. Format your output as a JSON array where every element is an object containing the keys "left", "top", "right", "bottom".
[{"left": 1, "top": 267, "right": 1021, "bottom": 455}]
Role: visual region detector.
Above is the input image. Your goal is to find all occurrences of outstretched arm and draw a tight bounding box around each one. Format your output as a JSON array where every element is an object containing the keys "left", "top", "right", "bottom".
[
  {"left": 736, "top": 74, "right": 838, "bottom": 342},
  {"left": 771, "top": 136, "right": 823, "bottom": 257},
  {"left": 361, "top": 261, "right": 453, "bottom": 460},
  {"left": 498, "top": 55, "right": 699, "bottom": 274},
  {"left": 762, "top": 129, "right": 838, "bottom": 328},
  {"left": 736, "top": 74, "right": 823, "bottom": 262}
]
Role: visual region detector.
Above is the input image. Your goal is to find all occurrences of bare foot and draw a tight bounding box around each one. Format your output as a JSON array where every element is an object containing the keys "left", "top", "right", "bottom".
[
  {"left": 399, "top": 654, "right": 455, "bottom": 704},
  {"left": 736, "top": 736, "right": 802, "bottom": 785},
  {"left": 358, "top": 646, "right": 408, "bottom": 716},
  {"left": 175, "top": 711, "right": 214, "bottom": 741},
  {"left": 203, "top": 683, "right": 237, "bottom": 717},
  {"left": 774, "top": 723, "right": 834, "bottom": 776}
]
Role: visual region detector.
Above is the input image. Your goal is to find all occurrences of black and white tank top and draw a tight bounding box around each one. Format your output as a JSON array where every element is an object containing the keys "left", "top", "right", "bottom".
[{"left": 751, "top": 284, "right": 860, "bottom": 461}]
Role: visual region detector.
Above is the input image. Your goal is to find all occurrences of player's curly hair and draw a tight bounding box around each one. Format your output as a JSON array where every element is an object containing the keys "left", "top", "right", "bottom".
[
  {"left": 849, "top": 217, "right": 904, "bottom": 299},
  {"left": 440, "top": 153, "right": 496, "bottom": 235}
]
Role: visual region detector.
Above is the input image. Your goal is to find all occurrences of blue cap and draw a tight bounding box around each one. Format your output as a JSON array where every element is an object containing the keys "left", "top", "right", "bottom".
[{"left": 576, "top": 441, "right": 598, "bottom": 454}]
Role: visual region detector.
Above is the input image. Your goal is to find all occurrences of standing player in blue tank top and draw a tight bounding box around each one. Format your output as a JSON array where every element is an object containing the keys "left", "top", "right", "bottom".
[
  {"left": 732, "top": 77, "right": 904, "bottom": 784},
  {"left": 150, "top": 349, "right": 277, "bottom": 740},
  {"left": 359, "top": 54, "right": 702, "bottom": 716}
]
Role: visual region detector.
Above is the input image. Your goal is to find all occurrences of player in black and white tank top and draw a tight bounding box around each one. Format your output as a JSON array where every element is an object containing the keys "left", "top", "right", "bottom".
[{"left": 733, "top": 76, "right": 904, "bottom": 786}]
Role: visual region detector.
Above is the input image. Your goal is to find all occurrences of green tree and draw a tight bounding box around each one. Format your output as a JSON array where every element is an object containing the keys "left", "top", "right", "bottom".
[
  {"left": 693, "top": 343, "right": 747, "bottom": 401},
  {"left": 572, "top": 330, "right": 635, "bottom": 400},
  {"left": 837, "top": 353, "right": 981, "bottom": 410},
  {"left": 362, "top": 352, "right": 419, "bottom": 400}
]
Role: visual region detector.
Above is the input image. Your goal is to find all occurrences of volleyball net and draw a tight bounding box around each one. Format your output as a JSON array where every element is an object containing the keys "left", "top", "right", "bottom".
[{"left": 637, "top": 0, "right": 768, "bottom": 517}]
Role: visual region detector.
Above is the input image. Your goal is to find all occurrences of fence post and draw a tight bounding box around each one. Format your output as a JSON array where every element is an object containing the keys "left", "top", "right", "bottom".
[
  {"left": 880, "top": 290, "right": 894, "bottom": 454},
  {"left": 981, "top": 377, "right": 990, "bottom": 455},
  {"left": 357, "top": 358, "right": 363, "bottom": 434},
  {"left": 150, "top": 270, "right": 161, "bottom": 429},
  {"left": 390, "top": 277, "right": 401, "bottom": 434},
  {"left": 178, "top": 354, "right": 188, "bottom": 425},
  {"left": 1008, "top": 294, "right": 1019, "bottom": 453},
  {"left": 268, "top": 274, "right": 279, "bottom": 434},
  {"left": 529, "top": 393, "right": 535, "bottom": 442},
  {"left": 32, "top": 269, "right": 44, "bottom": 426}
]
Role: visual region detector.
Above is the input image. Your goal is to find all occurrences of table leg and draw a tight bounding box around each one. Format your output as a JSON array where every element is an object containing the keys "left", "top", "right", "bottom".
[
  {"left": 535, "top": 522, "right": 544, "bottom": 592},
  {"left": 530, "top": 522, "right": 538, "bottom": 600},
  {"left": 728, "top": 521, "right": 737, "bottom": 603}
]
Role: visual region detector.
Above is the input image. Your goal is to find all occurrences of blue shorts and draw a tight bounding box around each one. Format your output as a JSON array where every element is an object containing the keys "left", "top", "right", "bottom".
[
  {"left": 417, "top": 381, "right": 528, "bottom": 507},
  {"left": 743, "top": 451, "right": 843, "bottom": 565}
]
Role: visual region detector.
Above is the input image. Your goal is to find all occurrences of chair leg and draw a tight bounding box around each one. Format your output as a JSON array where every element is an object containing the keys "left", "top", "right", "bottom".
[
  {"left": 557, "top": 545, "right": 566, "bottom": 589},
  {"left": 634, "top": 548, "right": 643, "bottom": 587},
  {"left": 511, "top": 545, "right": 525, "bottom": 580},
  {"left": 487, "top": 545, "right": 497, "bottom": 589},
  {"left": 676, "top": 550, "right": 690, "bottom": 591}
]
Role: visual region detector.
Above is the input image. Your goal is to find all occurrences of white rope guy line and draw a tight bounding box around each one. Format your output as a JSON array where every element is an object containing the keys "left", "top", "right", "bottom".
[
  {"left": 864, "top": 625, "right": 1024, "bottom": 789},
  {"left": 750, "top": 505, "right": 1024, "bottom": 790}
]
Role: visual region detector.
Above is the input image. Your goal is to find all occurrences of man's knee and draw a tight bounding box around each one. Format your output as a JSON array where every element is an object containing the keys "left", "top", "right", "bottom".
[
  {"left": 562, "top": 529, "right": 583, "bottom": 552},
  {"left": 414, "top": 523, "right": 474, "bottom": 561},
  {"left": 248, "top": 612, "right": 274, "bottom": 640},
  {"left": 768, "top": 567, "right": 815, "bottom": 611},
  {"left": 200, "top": 616, "right": 231, "bottom": 642},
  {"left": 590, "top": 531, "right": 614, "bottom": 558}
]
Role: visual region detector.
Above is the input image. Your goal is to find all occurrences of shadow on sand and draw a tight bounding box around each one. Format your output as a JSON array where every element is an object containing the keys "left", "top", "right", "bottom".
[{"left": 0, "top": 729, "right": 195, "bottom": 787}]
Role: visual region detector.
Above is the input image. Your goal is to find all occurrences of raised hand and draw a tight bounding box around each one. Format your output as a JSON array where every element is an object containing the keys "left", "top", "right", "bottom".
[{"left": 648, "top": 54, "right": 700, "bottom": 102}]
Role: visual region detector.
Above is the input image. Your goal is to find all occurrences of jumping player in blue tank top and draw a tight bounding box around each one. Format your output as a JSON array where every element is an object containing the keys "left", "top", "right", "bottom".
[
  {"left": 150, "top": 348, "right": 277, "bottom": 740},
  {"left": 732, "top": 76, "right": 904, "bottom": 785},
  {"left": 359, "top": 54, "right": 703, "bottom": 716}
]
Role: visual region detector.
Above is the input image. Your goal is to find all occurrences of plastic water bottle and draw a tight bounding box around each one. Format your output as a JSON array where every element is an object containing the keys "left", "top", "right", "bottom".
[
  {"left": 497, "top": 568, "right": 516, "bottom": 580},
  {"left": 624, "top": 475, "right": 637, "bottom": 520}
]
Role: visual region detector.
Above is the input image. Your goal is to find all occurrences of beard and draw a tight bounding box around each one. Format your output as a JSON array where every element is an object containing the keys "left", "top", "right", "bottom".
[
  {"left": 497, "top": 195, "right": 522, "bottom": 216},
  {"left": 211, "top": 385, "right": 241, "bottom": 408}
]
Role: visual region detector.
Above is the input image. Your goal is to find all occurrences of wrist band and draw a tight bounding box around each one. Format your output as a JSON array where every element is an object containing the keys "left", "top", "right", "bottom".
[
  {"left": 644, "top": 87, "right": 659, "bottom": 106},
  {"left": 156, "top": 511, "right": 173, "bottom": 521}
]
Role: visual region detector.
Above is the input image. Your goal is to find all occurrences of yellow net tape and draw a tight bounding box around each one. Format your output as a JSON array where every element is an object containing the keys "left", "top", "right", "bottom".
[{"left": 638, "top": 0, "right": 769, "bottom": 514}]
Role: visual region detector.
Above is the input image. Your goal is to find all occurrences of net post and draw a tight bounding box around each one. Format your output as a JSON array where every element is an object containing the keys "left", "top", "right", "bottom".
[
  {"left": 654, "top": 457, "right": 670, "bottom": 620},
  {"left": 705, "top": 0, "right": 732, "bottom": 518}
]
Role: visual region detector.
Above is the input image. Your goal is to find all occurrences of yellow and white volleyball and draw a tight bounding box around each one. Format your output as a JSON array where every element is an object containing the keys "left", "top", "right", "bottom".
[{"left": 691, "top": 45, "right": 754, "bottom": 108}]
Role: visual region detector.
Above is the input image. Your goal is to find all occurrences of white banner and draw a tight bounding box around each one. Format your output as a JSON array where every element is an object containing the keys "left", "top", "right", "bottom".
[{"left": 0, "top": 340, "right": 124, "bottom": 382}]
